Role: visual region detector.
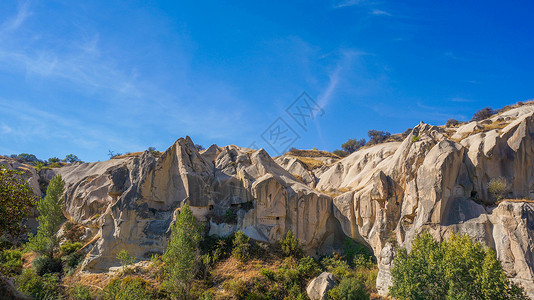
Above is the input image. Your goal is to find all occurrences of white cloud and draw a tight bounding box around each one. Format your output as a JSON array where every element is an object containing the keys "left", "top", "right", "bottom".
[
  {"left": 370, "top": 9, "right": 392, "bottom": 16},
  {"left": 0, "top": 1, "right": 30, "bottom": 35},
  {"left": 333, "top": 0, "right": 366, "bottom": 9}
]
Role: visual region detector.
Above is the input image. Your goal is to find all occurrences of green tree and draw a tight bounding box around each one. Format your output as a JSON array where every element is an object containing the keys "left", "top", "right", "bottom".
[
  {"left": 0, "top": 167, "right": 36, "bottom": 244},
  {"left": 27, "top": 175, "right": 65, "bottom": 258},
  {"left": 162, "top": 204, "right": 203, "bottom": 299},
  {"left": 231, "top": 231, "right": 251, "bottom": 262},
  {"left": 329, "top": 276, "right": 369, "bottom": 300},
  {"left": 279, "top": 230, "right": 302, "bottom": 258},
  {"left": 64, "top": 154, "right": 81, "bottom": 163},
  {"left": 341, "top": 139, "right": 366, "bottom": 154},
  {"left": 390, "top": 232, "right": 528, "bottom": 300}
]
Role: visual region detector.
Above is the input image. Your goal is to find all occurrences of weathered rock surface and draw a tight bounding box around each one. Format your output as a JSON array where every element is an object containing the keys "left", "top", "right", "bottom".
[
  {"left": 306, "top": 272, "right": 336, "bottom": 300},
  {"left": 14, "top": 102, "right": 534, "bottom": 297},
  {"left": 50, "top": 137, "right": 343, "bottom": 271}
]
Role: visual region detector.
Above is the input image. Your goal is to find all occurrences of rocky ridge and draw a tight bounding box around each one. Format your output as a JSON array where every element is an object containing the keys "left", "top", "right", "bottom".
[{"left": 3, "top": 102, "right": 534, "bottom": 297}]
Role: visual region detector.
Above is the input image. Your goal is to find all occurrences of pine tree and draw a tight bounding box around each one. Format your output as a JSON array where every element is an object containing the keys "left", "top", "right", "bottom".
[
  {"left": 162, "top": 203, "right": 203, "bottom": 299},
  {"left": 27, "top": 175, "right": 65, "bottom": 258}
]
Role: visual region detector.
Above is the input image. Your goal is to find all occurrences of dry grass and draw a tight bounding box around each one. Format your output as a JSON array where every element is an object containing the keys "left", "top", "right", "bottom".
[
  {"left": 293, "top": 156, "right": 324, "bottom": 170},
  {"left": 112, "top": 152, "right": 144, "bottom": 159},
  {"left": 451, "top": 119, "right": 513, "bottom": 143},
  {"left": 211, "top": 256, "right": 283, "bottom": 284},
  {"left": 495, "top": 198, "right": 534, "bottom": 205},
  {"left": 287, "top": 149, "right": 340, "bottom": 158}
]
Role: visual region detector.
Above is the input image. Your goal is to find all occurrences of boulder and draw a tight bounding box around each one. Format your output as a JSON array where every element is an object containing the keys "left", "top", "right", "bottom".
[{"left": 306, "top": 272, "right": 336, "bottom": 300}]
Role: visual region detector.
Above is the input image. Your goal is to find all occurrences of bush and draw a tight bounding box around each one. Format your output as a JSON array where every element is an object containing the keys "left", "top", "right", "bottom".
[
  {"left": 104, "top": 276, "right": 152, "bottom": 300},
  {"left": 446, "top": 118, "right": 460, "bottom": 127},
  {"left": 411, "top": 135, "right": 420, "bottom": 142},
  {"left": 68, "top": 285, "right": 93, "bottom": 300},
  {"left": 329, "top": 276, "right": 369, "bottom": 300},
  {"left": 232, "top": 231, "right": 251, "bottom": 262},
  {"left": 0, "top": 249, "right": 23, "bottom": 276},
  {"left": 389, "top": 232, "right": 528, "bottom": 300},
  {"left": 296, "top": 256, "right": 321, "bottom": 279},
  {"left": 342, "top": 139, "right": 366, "bottom": 154},
  {"left": 487, "top": 177, "right": 510, "bottom": 202},
  {"left": 322, "top": 256, "right": 351, "bottom": 279},
  {"left": 279, "top": 230, "right": 302, "bottom": 258},
  {"left": 16, "top": 269, "right": 61, "bottom": 299},
  {"left": 343, "top": 238, "right": 375, "bottom": 268},
  {"left": 61, "top": 241, "right": 83, "bottom": 255},
  {"left": 471, "top": 107, "right": 495, "bottom": 121},
  {"left": 117, "top": 249, "right": 135, "bottom": 267},
  {"left": 367, "top": 130, "right": 391, "bottom": 145},
  {"left": 33, "top": 255, "right": 62, "bottom": 276},
  {"left": 333, "top": 150, "right": 349, "bottom": 157}
]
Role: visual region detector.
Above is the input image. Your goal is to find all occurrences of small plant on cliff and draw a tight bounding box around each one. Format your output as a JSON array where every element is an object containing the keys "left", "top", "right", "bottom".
[
  {"left": 390, "top": 232, "right": 528, "bottom": 300},
  {"left": 162, "top": 204, "right": 203, "bottom": 298},
  {"left": 411, "top": 135, "right": 420, "bottom": 143},
  {"left": 487, "top": 177, "right": 510, "bottom": 203}
]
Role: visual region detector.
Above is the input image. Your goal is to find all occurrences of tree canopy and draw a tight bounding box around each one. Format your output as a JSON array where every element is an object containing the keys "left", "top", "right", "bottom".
[
  {"left": 0, "top": 167, "right": 36, "bottom": 243},
  {"left": 390, "top": 232, "right": 527, "bottom": 300}
]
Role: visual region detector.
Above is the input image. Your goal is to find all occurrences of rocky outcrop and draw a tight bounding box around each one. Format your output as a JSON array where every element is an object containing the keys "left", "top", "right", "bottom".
[
  {"left": 316, "top": 105, "right": 534, "bottom": 297},
  {"left": 18, "top": 102, "right": 534, "bottom": 297},
  {"left": 306, "top": 272, "right": 336, "bottom": 300},
  {"left": 53, "top": 137, "right": 343, "bottom": 271}
]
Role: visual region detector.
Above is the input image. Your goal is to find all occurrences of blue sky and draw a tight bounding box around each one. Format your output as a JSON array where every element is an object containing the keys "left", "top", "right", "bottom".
[{"left": 0, "top": 1, "right": 533, "bottom": 162}]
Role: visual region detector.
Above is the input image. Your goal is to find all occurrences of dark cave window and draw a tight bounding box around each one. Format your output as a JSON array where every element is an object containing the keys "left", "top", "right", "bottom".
[{"left": 471, "top": 191, "right": 477, "bottom": 198}]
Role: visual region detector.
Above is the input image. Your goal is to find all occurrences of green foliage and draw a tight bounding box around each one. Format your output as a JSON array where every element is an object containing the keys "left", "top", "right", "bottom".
[
  {"left": 296, "top": 256, "right": 322, "bottom": 279},
  {"left": 33, "top": 255, "right": 62, "bottom": 276},
  {"left": 60, "top": 241, "right": 83, "bottom": 255},
  {"left": 225, "top": 208, "right": 237, "bottom": 223},
  {"left": 367, "top": 130, "right": 391, "bottom": 145},
  {"left": 68, "top": 285, "right": 93, "bottom": 300},
  {"left": 232, "top": 230, "right": 251, "bottom": 262},
  {"left": 64, "top": 154, "right": 81, "bottom": 163},
  {"left": 472, "top": 107, "right": 495, "bottom": 121},
  {"left": 0, "top": 249, "right": 23, "bottom": 276},
  {"left": 342, "top": 238, "right": 375, "bottom": 268},
  {"left": 279, "top": 230, "right": 302, "bottom": 258},
  {"left": 329, "top": 276, "right": 369, "bottom": 300},
  {"left": 34, "top": 161, "right": 45, "bottom": 171},
  {"left": 342, "top": 138, "right": 366, "bottom": 154},
  {"left": 27, "top": 175, "right": 65, "bottom": 257},
  {"left": 322, "top": 256, "right": 352, "bottom": 279},
  {"left": 0, "top": 167, "right": 36, "bottom": 242},
  {"left": 488, "top": 177, "right": 510, "bottom": 202},
  {"left": 16, "top": 153, "right": 39, "bottom": 163},
  {"left": 390, "top": 232, "right": 528, "bottom": 300},
  {"left": 162, "top": 203, "right": 203, "bottom": 298},
  {"left": 411, "top": 135, "right": 420, "bottom": 142},
  {"left": 104, "top": 276, "right": 152, "bottom": 300},
  {"left": 16, "top": 268, "right": 61, "bottom": 300},
  {"left": 333, "top": 149, "right": 349, "bottom": 157},
  {"left": 446, "top": 119, "right": 460, "bottom": 127},
  {"left": 117, "top": 249, "right": 135, "bottom": 267},
  {"left": 48, "top": 157, "right": 60, "bottom": 163}
]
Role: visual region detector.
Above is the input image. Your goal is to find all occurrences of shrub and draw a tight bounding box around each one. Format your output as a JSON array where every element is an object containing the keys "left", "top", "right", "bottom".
[
  {"left": 333, "top": 149, "right": 349, "bottom": 157},
  {"left": 279, "top": 230, "right": 302, "bottom": 258},
  {"left": 117, "top": 249, "right": 135, "bottom": 268},
  {"left": 68, "top": 285, "right": 93, "bottom": 300},
  {"left": 487, "top": 177, "right": 510, "bottom": 202},
  {"left": 0, "top": 167, "right": 36, "bottom": 242},
  {"left": 321, "top": 256, "right": 351, "bottom": 279},
  {"left": 222, "top": 279, "right": 247, "bottom": 298},
  {"left": 48, "top": 157, "right": 60, "bottom": 163},
  {"left": 33, "top": 255, "right": 62, "bottom": 276},
  {"left": 446, "top": 118, "right": 460, "bottom": 127},
  {"left": 411, "top": 135, "right": 420, "bottom": 142},
  {"left": 61, "top": 241, "right": 83, "bottom": 255},
  {"left": 232, "top": 231, "right": 251, "bottom": 262},
  {"left": 389, "top": 232, "right": 528, "bottom": 300},
  {"left": 104, "top": 276, "right": 152, "bottom": 300},
  {"left": 225, "top": 209, "right": 237, "bottom": 223},
  {"left": 367, "top": 130, "right": 391, "bottom": 145},
  {"left": 65, "top": 154, "right": 81, "bottom": 163},
  {"left": 471, "top": 107, "right": 495, "bottom": 121},
  {"left": 343, "top": 238, "right": 375, "bottom": 267},
  {"left": 296, "top": 256, "right": 321, "bottom": 279},
  {"left": 329, "top": 276, "right": 369, "bottom": 300},
  {"left": 16, "top": 269, "right": 61, "bottom": 299},
  {"left": 342, "top": 139, "right": 366, "bottom": 154},
  {"left": 0, "top": 249, "right": 23, "bottom": 276}
]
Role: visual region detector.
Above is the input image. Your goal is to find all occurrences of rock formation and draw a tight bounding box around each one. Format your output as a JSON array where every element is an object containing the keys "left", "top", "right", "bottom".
[
  {"left": 9, "top": 102, "right": 534, "bottom": 297},
  {"left": 306, "top": 272, "right": 336, "bottom": 300}
]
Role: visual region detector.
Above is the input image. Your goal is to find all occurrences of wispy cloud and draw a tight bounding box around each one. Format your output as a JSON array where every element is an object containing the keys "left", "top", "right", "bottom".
[
  {"left": 370, "top": 9, "right": 391, "bottom": 16},
  {"left": 332, "top": 0, "right": 367, "bottom": 9},
  {"left": 0, "top": 1, "right": 31, "bottom": 35}
]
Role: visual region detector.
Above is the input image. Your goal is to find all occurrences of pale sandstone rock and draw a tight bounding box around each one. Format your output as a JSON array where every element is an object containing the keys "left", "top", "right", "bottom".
[{"left": 306, "top": 272, "right": 336, "bottom": 300}]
